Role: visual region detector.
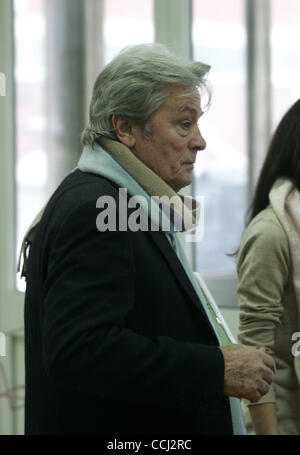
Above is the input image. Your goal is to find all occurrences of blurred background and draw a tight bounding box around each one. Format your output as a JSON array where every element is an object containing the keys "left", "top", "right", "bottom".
[{"left": 1, "top": 0, "right": 300, "bottom": 434}]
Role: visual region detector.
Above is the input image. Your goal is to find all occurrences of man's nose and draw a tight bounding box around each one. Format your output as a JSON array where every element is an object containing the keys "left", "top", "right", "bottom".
[{"left": 190, "top": 125, "right": 206, "bottom": 151}]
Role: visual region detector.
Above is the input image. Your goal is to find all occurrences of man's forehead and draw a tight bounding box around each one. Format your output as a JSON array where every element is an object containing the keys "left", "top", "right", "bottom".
[
  {"left": 163, "top": 87, "right": 202, "bottom": 116},
  {"left": 178, "top": 105, "right": 203, "bottom": 117},
  {"left": 172, "top": 98, "right": 203, "bottom": 118}
]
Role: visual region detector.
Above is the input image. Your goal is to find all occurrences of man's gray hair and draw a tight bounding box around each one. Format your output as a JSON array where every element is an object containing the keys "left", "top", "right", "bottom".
[{"left": 81, "top": 43, "right": 211, "bottom": 146}]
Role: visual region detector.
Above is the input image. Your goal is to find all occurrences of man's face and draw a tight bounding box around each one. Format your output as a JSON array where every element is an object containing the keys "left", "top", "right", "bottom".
[{"left": 131, "top": 87, "right": 206, "bottom": 192}]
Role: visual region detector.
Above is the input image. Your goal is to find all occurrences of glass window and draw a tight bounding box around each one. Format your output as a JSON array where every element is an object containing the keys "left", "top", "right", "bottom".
[
  {"left": 104, "top": 0, "right": 153, "bottom": 64},
  {"left": 14, "top": 0, "right": 153, "bottom": 291},
  {"left": 15, "top": 0, "right": 47, "bottom": 292},
  {"left": 271, "top": 0, "right": 300, "bottom": 128},
  {"left": 192, "top": 0, "right": 247, "bottom": 277}
]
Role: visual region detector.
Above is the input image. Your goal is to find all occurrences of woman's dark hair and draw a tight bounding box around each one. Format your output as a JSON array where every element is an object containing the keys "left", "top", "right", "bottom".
[
  {"left": 230, "top": 99, "right": 300, "bottom": 258},
  {"left": 247, "top": 98, "right": 300, "bottom": 225}
]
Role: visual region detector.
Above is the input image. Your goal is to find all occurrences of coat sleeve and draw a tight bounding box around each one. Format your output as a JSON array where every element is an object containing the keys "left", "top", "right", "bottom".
[
  {"left": 237, "top": 214, "right": 290, "bottom": 405},
  {"left": 42, "top": 197, "right": 225, "bottom": 410}
]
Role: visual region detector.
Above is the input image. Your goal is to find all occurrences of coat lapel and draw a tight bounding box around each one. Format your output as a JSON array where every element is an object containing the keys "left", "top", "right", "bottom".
[{"left": 148, "top": 230, "right": 215, "bottom": 329}]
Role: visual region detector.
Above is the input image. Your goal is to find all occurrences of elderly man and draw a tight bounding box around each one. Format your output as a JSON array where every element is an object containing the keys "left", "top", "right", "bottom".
[{"left": 22, "top": 44, "right": 275, "bottom": 435}]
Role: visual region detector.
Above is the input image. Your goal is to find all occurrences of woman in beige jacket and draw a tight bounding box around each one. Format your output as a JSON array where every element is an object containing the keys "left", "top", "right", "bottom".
[{"left": 237, "top": 99, "right": 300, "bottom": 435}]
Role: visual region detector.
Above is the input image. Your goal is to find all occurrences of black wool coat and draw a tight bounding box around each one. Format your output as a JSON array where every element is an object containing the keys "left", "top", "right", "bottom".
[{"left": 24, "top": 169, "right": 233, "bottom": 435}]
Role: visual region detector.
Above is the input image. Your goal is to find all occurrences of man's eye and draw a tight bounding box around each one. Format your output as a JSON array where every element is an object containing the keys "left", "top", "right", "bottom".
[{"left": 181, "top": 121, "right": 192, "bottom": 129}]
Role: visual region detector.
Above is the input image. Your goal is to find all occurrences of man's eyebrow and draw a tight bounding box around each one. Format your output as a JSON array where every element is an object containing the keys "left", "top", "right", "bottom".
[{"left": 178, "top": 107, "right": 203, "bottom": 117}]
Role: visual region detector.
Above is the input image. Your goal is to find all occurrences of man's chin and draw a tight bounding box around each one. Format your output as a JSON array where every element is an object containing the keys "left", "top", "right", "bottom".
[{"left": 168, "top": 176, "right": 192, "bottom": 192}]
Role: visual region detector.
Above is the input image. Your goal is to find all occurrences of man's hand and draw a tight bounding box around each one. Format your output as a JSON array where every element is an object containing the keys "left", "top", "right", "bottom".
[{"left": 219, "top": 344, "right": 275, "bottom": 403}]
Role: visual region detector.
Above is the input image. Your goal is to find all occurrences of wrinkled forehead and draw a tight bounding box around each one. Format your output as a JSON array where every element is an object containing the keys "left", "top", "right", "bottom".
[
  {"left": 163, "top": 86, "right": 203, "bottom": 117},
  {"left": 171, "top": 83, "right": 211, "bottom": 113}
]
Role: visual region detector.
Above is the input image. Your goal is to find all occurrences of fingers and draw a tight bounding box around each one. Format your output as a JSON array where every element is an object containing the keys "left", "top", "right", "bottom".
[
  {"left": 249, "top": 379, "right": 271, "bottom": 403},
  {"left": 254, "top": 349, "right": 276, "bottom": 399},
  {"left": 262, "top": 367, "right": 274, "bottom": 385},
  {"left": 257, "top": 379, "right": 270, "bottom": 397},
  {"left": 221, "top": 344, "right": 276, "bottom": 402},
  {"left": 258, "top": 347, "right": 276, "bottom": 373},
  {"left": 257, "top": 347, "right": 276, "bottom": 387},
  {"left": 258, "top": 355, "right": 275, "bottom": 385},
  {"left": 245, "top": 374, "right": 272, "bottom": 404}
]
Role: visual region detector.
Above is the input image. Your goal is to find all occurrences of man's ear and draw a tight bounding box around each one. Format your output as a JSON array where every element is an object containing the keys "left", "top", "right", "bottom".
[{"left": 112, "top": 115, "right": 136, "bottom": 148}]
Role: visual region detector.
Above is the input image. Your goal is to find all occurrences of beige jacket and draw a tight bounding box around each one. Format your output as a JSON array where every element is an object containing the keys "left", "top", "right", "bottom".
[{"left": 237, "top": 206, "right": 300, "bottom": 435}]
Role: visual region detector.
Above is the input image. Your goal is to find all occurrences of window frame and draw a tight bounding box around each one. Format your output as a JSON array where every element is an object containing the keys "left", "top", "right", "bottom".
[{"left": 0, "top": 0, "right": 25, "bottom": 436}]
